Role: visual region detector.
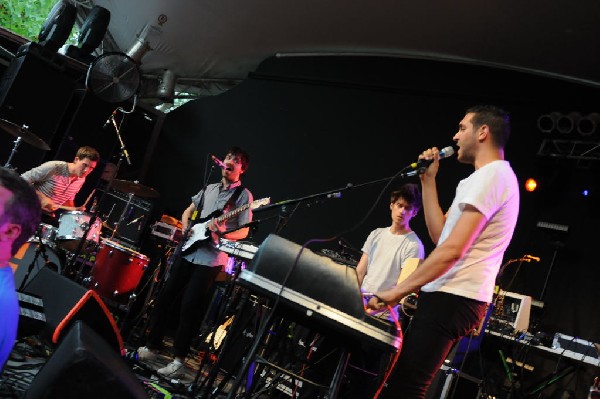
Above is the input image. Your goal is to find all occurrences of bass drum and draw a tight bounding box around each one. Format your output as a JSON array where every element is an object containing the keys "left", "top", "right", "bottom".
[{"left": 10, "top": 241, "right": 63, "bottom": 290}]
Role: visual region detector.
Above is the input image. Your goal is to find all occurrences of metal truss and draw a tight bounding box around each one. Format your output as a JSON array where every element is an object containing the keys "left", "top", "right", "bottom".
[{"left": 537, "top": 139, "right": 600, "bottom": 161}]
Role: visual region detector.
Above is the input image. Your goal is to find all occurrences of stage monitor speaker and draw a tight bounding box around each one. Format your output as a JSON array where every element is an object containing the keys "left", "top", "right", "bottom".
[
  {"left": 21, "top": 267, "right": 123, "bottom": 353},
  {"left": 23, "top": 320, "right": 148, "bottom": 399}
]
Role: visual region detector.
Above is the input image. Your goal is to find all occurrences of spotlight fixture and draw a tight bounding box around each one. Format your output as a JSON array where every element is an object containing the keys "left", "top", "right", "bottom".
[
  {"left": 37, "top": 0, "right": 77, "bottom": 53},
  {"left": 157, "top": 69, "right": 176, "bottom": 102},
  {"left": 65, "top": 6, "right": 111, "bottom": 64}
]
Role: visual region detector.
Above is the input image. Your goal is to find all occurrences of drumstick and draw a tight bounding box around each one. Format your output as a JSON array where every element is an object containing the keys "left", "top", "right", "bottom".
[{"left": 82, "top": 189, "right": 96, "bottom": 208}]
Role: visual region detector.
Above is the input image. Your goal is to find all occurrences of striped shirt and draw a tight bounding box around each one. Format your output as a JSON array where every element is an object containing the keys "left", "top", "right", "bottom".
[{"left": 21, "top": 161, "right": 85, "bottom": 206}]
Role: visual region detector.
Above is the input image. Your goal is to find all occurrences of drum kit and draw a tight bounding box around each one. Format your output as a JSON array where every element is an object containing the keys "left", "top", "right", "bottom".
[{"left": 1, "top": 117, "right": 157, "bottom": 308}]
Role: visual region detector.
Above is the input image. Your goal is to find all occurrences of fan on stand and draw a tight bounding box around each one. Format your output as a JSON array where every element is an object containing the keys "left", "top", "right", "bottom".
[{"left": 86, "top": 52, "right": 140, "bottom": 103}]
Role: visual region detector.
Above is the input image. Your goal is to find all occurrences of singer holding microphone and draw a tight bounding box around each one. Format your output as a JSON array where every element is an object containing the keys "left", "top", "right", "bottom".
[
  {"left": 368, "top": 105, "right": 520, "bottom": 398},
  {"left": 136, "top": 146, "right": 253, "bottom": 379}
]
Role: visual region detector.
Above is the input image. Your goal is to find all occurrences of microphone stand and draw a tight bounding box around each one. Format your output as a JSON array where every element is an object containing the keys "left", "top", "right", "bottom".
[{"left": 18, "top": 227, "right": 50, "bottom": 291}]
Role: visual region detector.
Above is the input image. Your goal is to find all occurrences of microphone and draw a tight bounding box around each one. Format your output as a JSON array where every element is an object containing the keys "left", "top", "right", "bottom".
[
  {"left": 210, "top": 154, "right": 230, "bottom": 170},
  {"left": 103, "top": 110, "right": 117, "bottom": 128},
  {"left": 524, "top": 254, "right": 541, "bottom": 262},
  {"left": 409, "top": 146, "right": 455, "bottom": 175}
]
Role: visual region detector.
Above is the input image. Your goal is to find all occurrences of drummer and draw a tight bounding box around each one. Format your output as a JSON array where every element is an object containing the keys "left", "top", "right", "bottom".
[{"left": 20, "top": 146, "right": 100, "bottom": 216}]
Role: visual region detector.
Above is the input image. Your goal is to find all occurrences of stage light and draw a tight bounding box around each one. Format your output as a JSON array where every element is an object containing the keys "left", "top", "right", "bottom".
[
  {"left": 65, "top": 6, "right": 111, "bottom": 64},
  {"left": 577, "top": 113, "right": 600, "bottom": 137},
  {"left": 582, "top": 189, "right": 589, "bottom": 197},
  {"left": 37, "top": 0, "right": 77, "bottom": 53},
  {"left": 157, "top": 69, "right": 176, "bottom": 102},
  {"left": 556, "top": 112, "right": 580, "bottom": 135},
  {"left": 537, "top": 112, "right": 560, "bottom": 134},
  {"left": 126, "top": 24, "right": 162, "bottom": 64},
  {"left": 525, "top": 178, "right": 538, "bottom": 192}
]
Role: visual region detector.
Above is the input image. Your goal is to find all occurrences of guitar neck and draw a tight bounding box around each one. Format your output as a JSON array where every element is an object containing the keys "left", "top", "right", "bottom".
[{"left": 215, "top": 203, "right": 251, "bottom": 223}]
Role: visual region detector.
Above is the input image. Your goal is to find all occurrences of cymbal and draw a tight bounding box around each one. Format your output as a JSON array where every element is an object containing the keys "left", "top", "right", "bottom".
[
  {"left": 0, "top": 118, "right": 50, "bottom": 150},
  {"left": 111, "top": 179, "right": 160, "bottom": 198}
]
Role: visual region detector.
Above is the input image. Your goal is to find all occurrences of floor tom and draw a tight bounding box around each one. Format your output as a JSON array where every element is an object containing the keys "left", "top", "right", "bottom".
[{"left": 90, "top": 239, "right": 149, "bottom": 303}]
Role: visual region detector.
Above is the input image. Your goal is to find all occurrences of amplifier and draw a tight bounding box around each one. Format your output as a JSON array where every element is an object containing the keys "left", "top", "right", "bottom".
[
  {"left": 488, "top": 290, "right": 532, "bottom": 333},
  {"left": 95, "top": 188, "right": 153, "bottom": 248},
  {"left": 150, "top": 221, "right": 182, "bottom": 242}
]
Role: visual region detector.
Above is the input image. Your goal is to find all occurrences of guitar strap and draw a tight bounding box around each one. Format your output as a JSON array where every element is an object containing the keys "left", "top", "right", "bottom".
[{"left": 224, "top": 185, "right": 244, "bottom": 212}]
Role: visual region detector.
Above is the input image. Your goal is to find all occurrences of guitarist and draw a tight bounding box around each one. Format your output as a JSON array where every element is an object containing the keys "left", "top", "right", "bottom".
[
  {"left": 20, "top": 146, "right": 100, "bottom": 220},
  {"left": 137, "top": 146, "right": 253, "bottom": 380}
]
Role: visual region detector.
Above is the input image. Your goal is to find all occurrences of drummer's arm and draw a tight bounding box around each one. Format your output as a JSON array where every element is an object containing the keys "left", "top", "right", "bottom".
[
  {"left": 61, "top": 199, "right": 85, "bottom": 212},
  {"left": 37, "top": 191, "right": 58, "bottom": 213}
]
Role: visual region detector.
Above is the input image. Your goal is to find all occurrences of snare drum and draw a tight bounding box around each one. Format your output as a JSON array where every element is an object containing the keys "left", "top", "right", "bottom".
[
  {"left": 56, "top": 211, "right": 102, "bottom": 252},
  {"left": 89, "top": 239, "right": 149, "bottom": 303}
]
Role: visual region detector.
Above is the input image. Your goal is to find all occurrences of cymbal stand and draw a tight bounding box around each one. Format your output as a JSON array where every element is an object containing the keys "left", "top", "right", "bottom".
[
  {"left": 4, "top": 136, "right": 23, "bottom": 170},
  {"left": 110, "top": 191, "right": 135, "bottom": 241}
]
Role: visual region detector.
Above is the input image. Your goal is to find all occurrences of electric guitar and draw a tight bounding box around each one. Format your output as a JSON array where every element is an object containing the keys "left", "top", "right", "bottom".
[{"left": 181, "top": 197, "right": 270, "bottom": 253}]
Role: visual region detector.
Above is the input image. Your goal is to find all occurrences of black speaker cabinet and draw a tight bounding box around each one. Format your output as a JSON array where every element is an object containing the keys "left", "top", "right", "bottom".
[
  {"left": 0, "top": 43, "right": 77, "bottom": 172},
  {"left": 21, "top": 267, "right": 123, "bottom": 352},
  {"left": 23, "top": 320, "right": 148, "bottom": 399}
]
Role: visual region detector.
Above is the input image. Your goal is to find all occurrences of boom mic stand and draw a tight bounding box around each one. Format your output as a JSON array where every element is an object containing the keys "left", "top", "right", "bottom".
[{"left": 18, "top": 227, "right": 52, "bottom": 291}]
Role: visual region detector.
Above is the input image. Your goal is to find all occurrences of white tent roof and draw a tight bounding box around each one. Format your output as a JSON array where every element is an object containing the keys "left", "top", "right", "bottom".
[{"left": 86, "top": 0, "right": 600, "bottom": 101}]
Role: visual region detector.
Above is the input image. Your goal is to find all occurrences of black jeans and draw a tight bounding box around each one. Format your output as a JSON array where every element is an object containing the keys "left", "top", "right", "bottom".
[
  {"left": 380, "top": 291, "right": 488, "bottom": 399},
  {"left": 146, "top": 257, "right": 221, "bottom": 358}
]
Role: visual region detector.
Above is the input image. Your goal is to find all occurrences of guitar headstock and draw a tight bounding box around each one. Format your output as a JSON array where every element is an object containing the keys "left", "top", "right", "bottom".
[{"left": 251, "top": 197, "right": 270, "bottom": 209}]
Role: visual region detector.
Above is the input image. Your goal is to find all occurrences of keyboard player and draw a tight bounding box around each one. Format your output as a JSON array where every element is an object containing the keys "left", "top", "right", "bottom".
[{"left": 355, "top": 183, "right": 424, "bottom": 325}]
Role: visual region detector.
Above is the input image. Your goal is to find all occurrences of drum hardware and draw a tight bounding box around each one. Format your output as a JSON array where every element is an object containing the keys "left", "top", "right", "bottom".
[
  {"left": 28, "top": 223, "right": 58, "bottom": 247},
  {"left": 110, "top": 179, "right": 160, "bottom": 199},
  {"left": 108, "top": 192, "right": 135, "bottom": 242},
  {"left": 0, "top": 118, "right": 51, "bottom": 169}
]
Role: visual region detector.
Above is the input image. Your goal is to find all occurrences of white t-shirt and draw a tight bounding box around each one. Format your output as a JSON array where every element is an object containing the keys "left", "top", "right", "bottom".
[
  {"left": 361, "top": 227, "right": 425, "bottom": 293},
  {"left": 421, "top": 160, "right": 520, "bottom": 303}
]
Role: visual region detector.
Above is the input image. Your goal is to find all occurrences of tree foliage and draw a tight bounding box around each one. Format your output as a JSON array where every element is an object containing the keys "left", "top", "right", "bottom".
[{"left": 0, "top": 0, "right": 78, "bottom": 44}]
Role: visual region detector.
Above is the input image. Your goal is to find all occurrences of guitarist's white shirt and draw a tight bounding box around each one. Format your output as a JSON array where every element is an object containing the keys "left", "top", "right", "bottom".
[{"left": 182, "top": 181, "right": 253, "bottom": 268}]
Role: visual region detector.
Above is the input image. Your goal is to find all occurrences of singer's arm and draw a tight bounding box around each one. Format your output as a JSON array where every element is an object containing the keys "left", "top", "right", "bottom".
[{"left": 419, "top": 147, "right": 447, "bottom": 244}]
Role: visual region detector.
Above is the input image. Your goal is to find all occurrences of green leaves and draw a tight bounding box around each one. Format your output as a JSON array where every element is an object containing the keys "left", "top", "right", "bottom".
[{"left": 0, "top": 0, "right": 78, "bottom": 44}]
